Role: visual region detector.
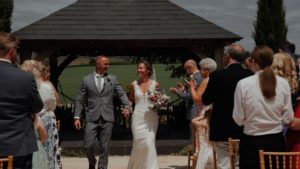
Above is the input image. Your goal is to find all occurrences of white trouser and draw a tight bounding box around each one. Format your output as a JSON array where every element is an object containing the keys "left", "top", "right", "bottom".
[{"left": 213, "top": 141, "right": 239, "bottom": 169}]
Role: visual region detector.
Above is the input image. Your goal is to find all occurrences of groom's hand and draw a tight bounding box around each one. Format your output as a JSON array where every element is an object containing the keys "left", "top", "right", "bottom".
[
  {"left": 121, "top": 108, "right": 130, "bottom": 118},
  {"left": 74, "top": 119, "right": 81, "bottom": 130}
]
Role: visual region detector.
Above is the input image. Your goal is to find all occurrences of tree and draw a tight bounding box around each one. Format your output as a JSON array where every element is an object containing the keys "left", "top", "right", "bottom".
[
  {"left": 253, "top": 0, "right": 287, "bottom": 52},
  {"left": 0, "top": 0, "right": 13, "bottom": 32}
]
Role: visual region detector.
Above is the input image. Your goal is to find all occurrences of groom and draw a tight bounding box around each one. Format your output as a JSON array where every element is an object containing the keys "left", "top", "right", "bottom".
[{"left": 74, "top": 55, "right": 131, "bottom": 169}]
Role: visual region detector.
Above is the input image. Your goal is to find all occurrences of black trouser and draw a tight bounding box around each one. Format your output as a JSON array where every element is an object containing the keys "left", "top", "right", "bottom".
[
  {"left": 239, "top": 132, "right": 286, "bottom": 169},
  {"left": 1, "top": 154, "right": 33, "bottom": 169}
]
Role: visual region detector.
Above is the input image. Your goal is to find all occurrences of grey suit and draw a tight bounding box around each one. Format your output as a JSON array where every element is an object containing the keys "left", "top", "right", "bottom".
[
  {"left": 177, "top": 71, "right": 202, "bottom": 120},
  {"left": 74, "top": 73, "right": 130, "bottom": 169},
  {"left": 177, "top": 71, "right": 202, "bottom": 139}
]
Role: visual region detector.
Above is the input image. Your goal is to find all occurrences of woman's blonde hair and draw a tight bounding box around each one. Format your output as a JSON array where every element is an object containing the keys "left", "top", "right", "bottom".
[
  {"left": 21, "top": 60, "right": 43, "bottom": 80},
  {"left": 272, "top": 52, "right": 298, "bottom": 94}
]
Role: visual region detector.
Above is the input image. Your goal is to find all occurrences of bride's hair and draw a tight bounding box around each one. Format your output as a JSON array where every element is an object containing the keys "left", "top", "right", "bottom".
[{"left": 137, "top": 59, "right": 153, "bottom": 76}]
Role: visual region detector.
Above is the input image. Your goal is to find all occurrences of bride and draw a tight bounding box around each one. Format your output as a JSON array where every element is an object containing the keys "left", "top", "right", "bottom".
[{"left": 127, "top": 60, "right": 160, "bottom": 169}]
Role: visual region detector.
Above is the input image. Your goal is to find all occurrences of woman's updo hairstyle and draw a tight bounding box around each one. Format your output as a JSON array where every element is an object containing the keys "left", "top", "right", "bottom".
[{"left": 137, "top": 59, "right": 153, "bottom": 77}]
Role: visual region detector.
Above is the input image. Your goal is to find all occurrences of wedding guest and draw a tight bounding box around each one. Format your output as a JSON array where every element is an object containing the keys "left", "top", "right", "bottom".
[
  {"left": 233, "top": 45, "right": 300, "bottom": 169},
  {"left": 202, "top": 44, "right": 252, "bottom": 169},
  {"left": 241, "top": 51, "right": 252, "bottom": 70},
  {"left": 283, "top": 54, "right": 300, "bottom": 168},
  {"left": 32, "top": 116, "right": 48, "bottom": 169},
  {"left": 127, "top": 60, "right": 160, "bottom": 169},
  {"left": 287, "top": 102, "right": 300, "bottom": 169},
  {"left": 272, "top": 52, "right": 298, "bottom": 105},
  {"left": 279, "top": 41, "right": 297, "bottom": 62},
  {"left": 170, "top": 59, "right": 202, "bottom": 139},
  {"left": 186, "top": 58, "right": 217, "bottom": 112},
  {"left": 21, "top": 60, "right": 62, "bottom": 169},
  {"left": 185, "top": 57, "right": 217, "bottom": 169},
  {"left": 0, "top": 32, "right": 43, "bottom": 169},
  {"left": 41, "top": 62, "right": 61, "bottom": 105},
  {"left": 296, "top": 56, "right": 300, "bottom": 79}
]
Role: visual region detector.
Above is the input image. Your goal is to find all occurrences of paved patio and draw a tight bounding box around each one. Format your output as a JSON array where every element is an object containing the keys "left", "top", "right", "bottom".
[{"left": 62, "top": 155, "right": 188, "bottom": 169}]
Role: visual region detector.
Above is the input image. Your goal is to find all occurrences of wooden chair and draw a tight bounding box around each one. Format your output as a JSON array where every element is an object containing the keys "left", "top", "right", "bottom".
[
  {"left": 188, "top": 118, "right": 210, "bottom": 169},
  {"left": 0, "top": 156, "right": 13, "bottom": 169},
  {"left": 228, "top": 138, "right": 240, "bottom": 169},
  {"left": 188, "top": 126, "right": 201, "bottom": 169},
  {"left": 187, "top": 144, "right": 193, "bottom": 169},
  {"left": 259, "top": 150, "right": 300, "bottom": 169}
]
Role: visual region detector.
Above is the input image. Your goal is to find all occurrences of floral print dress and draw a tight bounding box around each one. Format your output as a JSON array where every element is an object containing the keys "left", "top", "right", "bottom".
[{"left": 38, "top": 82, "right": 62, "bottom": 169}]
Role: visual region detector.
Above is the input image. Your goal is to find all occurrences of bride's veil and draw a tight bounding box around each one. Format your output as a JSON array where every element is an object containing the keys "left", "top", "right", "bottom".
[{"left": 149, "top": 65, "right": 156, "bottom": 81}]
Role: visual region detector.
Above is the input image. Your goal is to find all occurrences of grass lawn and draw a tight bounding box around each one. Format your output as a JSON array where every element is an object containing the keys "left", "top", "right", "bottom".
[{"left": 58, "top": 64, "right": 182, "bottom": 102}]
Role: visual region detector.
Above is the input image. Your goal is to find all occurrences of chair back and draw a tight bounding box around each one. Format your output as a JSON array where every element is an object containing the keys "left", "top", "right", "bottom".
[
  {"left": 228, "top": 138, "right": 240, "bottom": 169},
  {"left": 259, "top": 150, "right": 300, "bottom": 169},
  {"left": 0, "top": 156, "right": 13, "bottom": 169},
  {"left": 194, "top": 125, "right": 204, "bottom": 154},
  {"left": 188, "top": 119, "right": 208, "bottom": 169}
]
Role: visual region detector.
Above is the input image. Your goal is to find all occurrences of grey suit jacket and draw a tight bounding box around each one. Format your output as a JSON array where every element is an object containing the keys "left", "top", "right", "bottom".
[
  {"left": 74, "top": 73, "right": 130, "bottom": 122},
  {"left": 177, "top": 71, "right": 202, "bottom": 120},
  {"left": 0, "top": 61, "right": 44, "bottom": 156}
]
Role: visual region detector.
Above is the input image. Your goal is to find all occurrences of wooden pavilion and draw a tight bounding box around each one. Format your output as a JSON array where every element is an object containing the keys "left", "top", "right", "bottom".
[{"left": 14, "top": 0, "right": 242, "bottom": 87}]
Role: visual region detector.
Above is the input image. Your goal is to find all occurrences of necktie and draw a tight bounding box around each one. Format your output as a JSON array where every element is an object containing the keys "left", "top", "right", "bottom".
[{"left": 97, "top": 76, "right": 103, "bottom": 92}]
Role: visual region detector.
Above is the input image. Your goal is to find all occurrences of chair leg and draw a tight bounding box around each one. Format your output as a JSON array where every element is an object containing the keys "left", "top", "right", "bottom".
[
  {"left": 213, "top": 147, "right": 217, "bottom": 169},
  {"left": 192, "top": 157, "right": 197, "bottom": 169},
  {"left": 188, "top": 154, "right": 191, "bottom": 169}
]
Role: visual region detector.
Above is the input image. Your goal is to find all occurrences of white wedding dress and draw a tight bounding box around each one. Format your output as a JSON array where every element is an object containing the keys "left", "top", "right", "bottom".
[{"left": 127, "top": 80, "right": 159, "bottom": 169}]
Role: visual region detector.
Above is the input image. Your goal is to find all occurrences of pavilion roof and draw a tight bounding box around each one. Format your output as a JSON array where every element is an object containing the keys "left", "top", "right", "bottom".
[{"left": 14, "top": 0, "right": 241, "bottom": 41}]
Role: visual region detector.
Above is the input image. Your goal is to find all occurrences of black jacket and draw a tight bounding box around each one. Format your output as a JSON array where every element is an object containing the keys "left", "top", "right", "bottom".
[
  {"left": 0, "top": 61, "right": 43, "bottom": 156},
  {"left": 202, "top": 63, "right": 253, "bottom": 141}
]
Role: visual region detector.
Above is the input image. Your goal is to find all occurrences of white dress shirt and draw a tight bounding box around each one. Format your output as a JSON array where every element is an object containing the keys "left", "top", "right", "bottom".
[
  {"left": 0, "top": 58, "right": 11, "bottom": 63},
  {"left": 94, "top": 72, "right": 105, "bottom": 91},
  {"left": 74, "top": 72, "right": 105, "bottom": 120},
  {"left": 233, "top": 71, "right": 294, "bottom": 136}
]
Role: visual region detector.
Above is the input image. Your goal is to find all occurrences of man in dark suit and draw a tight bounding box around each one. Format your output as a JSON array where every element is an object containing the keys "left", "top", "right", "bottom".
[
  {"left": 74, "top": 55, "right": 131, "bottom": 169},
  {"left": 0, "top": 32, "right": 44, "bottom": 169},
  {"left": 202, "top": 44, "right": 253, "bottom": 169},
  {"left": 170, "top": 59, "right": 202, "bottom": 138}
]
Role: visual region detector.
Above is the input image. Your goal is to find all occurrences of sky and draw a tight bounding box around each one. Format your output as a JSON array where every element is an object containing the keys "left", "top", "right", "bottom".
[{"left": 12, "top": 0, "right": 300, "bottom": 53}]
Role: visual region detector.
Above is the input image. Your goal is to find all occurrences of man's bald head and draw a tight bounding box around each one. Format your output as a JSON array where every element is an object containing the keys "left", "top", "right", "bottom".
[
  {"left": 184, "top": 59, "right": 198, "bottom": 75},
  {"left": 224, "top": 44, "right": 245, "bottom": 62}
]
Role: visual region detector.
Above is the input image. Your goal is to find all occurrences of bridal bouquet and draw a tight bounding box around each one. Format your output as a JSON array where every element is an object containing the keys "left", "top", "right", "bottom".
[{"left": 148, "top": 89, "right": 170, "bottom": 112}]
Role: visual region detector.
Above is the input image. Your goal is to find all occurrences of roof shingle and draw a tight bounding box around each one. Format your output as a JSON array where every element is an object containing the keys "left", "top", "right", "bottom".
[{"left": 14, "top": 0, "right": 241, "bottom": 41}]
